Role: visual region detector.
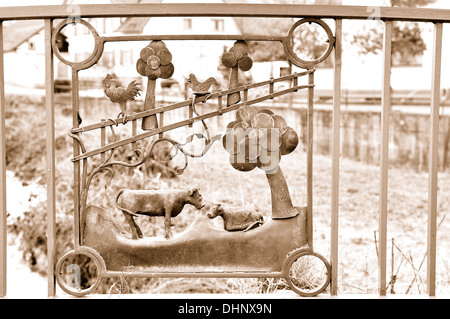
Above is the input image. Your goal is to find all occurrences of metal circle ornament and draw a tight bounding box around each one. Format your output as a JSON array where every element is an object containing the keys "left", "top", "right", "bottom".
[
  {"left": 284, "top": 249, "right": 331, "bottom": 297},
  {"left": 55, "top": 247, "right": 105, "bottom": 296},
  {"left": 52, "top": 19, "right": 104, "bottom": 71},
  {"left": 283, "top": 18, "right": 335, "bottom": 69}
]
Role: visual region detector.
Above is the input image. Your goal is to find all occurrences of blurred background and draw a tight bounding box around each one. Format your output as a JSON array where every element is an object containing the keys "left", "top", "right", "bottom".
[{"left": 2, "top": 0, "right": 450, "bottom": 297}]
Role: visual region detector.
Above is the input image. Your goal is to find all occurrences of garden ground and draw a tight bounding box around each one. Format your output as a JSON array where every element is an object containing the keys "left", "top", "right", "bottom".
[{"left": 4, "top": 95, "right": 450, "bottom": 296}]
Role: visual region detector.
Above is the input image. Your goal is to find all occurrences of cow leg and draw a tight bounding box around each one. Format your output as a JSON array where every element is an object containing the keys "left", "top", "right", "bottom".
[
  {"left": 164, "top": 207, "right": 173, "bottom": 240},
  {"left": 123, "top": 212, "right": 143, "bottom": 239},
  {"left": 243, "top": 221, "right": 259, "bottom": 232}
]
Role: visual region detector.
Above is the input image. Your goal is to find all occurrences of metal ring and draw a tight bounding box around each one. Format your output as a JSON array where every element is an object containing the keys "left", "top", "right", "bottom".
[
  {"left": 55, "top": 247, "right": 105, "bottom": 296},
  {"left": 283, "top": 18, "right": 335, "bottom": 69},
  {"left": 283, "top": 248, "right": 331, "bottom": 297},
  {"left": 52, "top": 19, "right": 104, "bottom": 71}
]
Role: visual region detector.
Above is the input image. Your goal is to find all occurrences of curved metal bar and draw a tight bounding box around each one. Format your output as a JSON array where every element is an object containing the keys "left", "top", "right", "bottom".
[{"left": 68, "top": 131, "right": 87, "bottom": 153}]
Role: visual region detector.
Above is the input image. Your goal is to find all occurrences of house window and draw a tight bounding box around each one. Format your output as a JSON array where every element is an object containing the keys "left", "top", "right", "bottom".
[
  {"left": 212, "top": 19, "right": 224, "bottom": 32},
  {"left": 101, "top": 51, "right": 115, "bottom": 67},
  {"left": 183, "top": 18, "right": 192, "bottom": 30},
  {"left": 56, "top": 34, "right": 69, "bottom": 53},
  {"left": 120, "top": 50, "right": 133, "bottom": 66},
  {"left": 28, "top": 41, "right": 35, "bottom": 50}
]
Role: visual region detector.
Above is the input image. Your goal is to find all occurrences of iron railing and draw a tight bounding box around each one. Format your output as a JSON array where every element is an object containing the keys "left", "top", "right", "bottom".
[{"left": 0, "top": 3, "right": 448, "bottom": 297}]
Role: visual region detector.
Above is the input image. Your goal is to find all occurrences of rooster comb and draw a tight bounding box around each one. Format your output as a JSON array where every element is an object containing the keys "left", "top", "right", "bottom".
[{"left": 102, "top": 73, "right": 113, "bottom": 83}]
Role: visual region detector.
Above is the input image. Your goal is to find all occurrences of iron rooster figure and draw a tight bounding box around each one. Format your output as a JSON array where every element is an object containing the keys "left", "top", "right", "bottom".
[
  {"left": 102, "top": 74, "right": 142, "bottom": 124},
  {"left": 187, "top": 73, "right": 217, "bottom": 95}
]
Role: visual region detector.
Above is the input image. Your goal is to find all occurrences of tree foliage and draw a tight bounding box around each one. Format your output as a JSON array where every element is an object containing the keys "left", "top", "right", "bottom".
[
  {"left": 351, "top": 0, "right": 436, "bottom": 58},
  {"left": 390, "top": 0, "right": 435, "bottom": 7}
]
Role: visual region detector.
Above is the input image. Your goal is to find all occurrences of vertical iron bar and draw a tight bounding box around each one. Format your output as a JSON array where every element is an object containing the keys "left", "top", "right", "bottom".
[
  {"left": 269, "top": 76, "right": 274, "bottom": 99},
  {"left": 379, "top": 20, "right": 392, "bottom": 296},
  {"left": 427, "top": 22, "right": 443, "bottom": 297},
  {"left": 330, "top": 18, "right": 342, "bottom": 296},
  {"left": 45, "top": 19, "right": 56, "bottom": 297},
  {"left": 218, "top": 94, "right": 223, "bottom": 115},
  {"left": 0, "top": 21, "right": 7, "bottom": 298},
  {"left": 307, "top": 71, "right": 314, "bottom": 249},
  {"left": 131, "top": 119, "right": 137, "bottom": 151},
  {"left": 159, "top": 111, "right": 164, "bottom": 138},
  {"left": 72, "top": 68, "right": 81, "bottom": 249},
  {"left": 101, "top": 125, "right": 106, "bottom": 161}
]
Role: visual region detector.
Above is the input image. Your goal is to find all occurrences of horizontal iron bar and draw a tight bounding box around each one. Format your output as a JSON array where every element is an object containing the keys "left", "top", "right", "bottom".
[
  {"left": 0, "top": 4, "right": 449, "bottom": 22},
  {"left": 71, "top": 84, "right": 313, "bottom": 162},
  {"left": 105, "top": 270, "right": 285, "bottom": 279},
  {"left": 103, "top": 34, "right": 285, "bottom": 42},
  {"left": 71, "top": 71, "right": 313, "bottom": 134}
]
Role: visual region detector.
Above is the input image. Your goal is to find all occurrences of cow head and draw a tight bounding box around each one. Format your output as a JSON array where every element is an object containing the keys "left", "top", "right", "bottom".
[
  {"left": 207, "top": 203, "right": 223, "bottom": 219},
  {"left": 187, "top": 187, "right": 204, "bottom": 210}
]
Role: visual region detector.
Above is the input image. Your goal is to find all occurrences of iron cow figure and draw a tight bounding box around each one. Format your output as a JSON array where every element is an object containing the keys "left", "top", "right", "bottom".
[
  {"left": 115, "top": 187, "right": 204, "bottom": 239},
  {"left": 207, "top": 203, "right": 264, "bottom": 232}
]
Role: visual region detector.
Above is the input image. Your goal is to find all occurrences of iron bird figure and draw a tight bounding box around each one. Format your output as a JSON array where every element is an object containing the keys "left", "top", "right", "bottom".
[
  {"left": 102, "top": 74, "right": 142, "bottom": 123},
  {"left": 187, "top": 73, "right": 217, "bottom": 94}
]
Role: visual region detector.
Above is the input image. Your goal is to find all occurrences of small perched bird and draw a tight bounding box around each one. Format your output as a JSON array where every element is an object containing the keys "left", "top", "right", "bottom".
[
  {"left": 187, "top": 73, "right": 217, "bottom": 94},
  {"left": 102, "top": 74, "right": 142, "bottom": 123}
]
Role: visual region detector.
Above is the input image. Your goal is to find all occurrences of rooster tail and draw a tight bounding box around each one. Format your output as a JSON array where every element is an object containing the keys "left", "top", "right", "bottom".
[{"left": 126, "top": 80, "right": 142, "bottom": 99}]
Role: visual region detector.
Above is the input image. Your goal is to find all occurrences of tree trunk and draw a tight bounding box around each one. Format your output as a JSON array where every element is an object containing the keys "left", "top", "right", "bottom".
[
  {"left": 227, "top": 66, "right": 240, "bottom": 107},
  {"left": 265, "top": 167, "right": 298, "bottom": 219},
  {"left": 141, "top": 78, "right": 158, "bottom": 130}
]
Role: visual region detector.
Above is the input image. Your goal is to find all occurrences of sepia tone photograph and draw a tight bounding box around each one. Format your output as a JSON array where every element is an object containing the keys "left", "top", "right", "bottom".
[{"left": 0, "top": 0, "right": 449, "bottom": 303}]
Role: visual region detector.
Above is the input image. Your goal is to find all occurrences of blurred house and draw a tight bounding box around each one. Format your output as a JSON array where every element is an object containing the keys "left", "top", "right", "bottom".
[
  {"left": 3, "top": 0, "right": 450, "bottom": 100},
  {"left": 61, "top": 0, "right": 241, "bottom": 95},
  {"left": 3, "top": 20, "right": 70, "bottom": 89}
]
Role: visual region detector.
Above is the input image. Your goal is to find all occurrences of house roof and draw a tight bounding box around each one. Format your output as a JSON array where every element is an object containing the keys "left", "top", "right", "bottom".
[
  {"left": 116, "top": 0, "right": 162, "bottom": 34},
  {"left": 3, "top": 20, "right": 44, "bottom": 53}
]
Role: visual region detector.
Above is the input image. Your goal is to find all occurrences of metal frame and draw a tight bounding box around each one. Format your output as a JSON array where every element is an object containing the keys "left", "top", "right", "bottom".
[
  {"left": 0, "top": 3, "right": 447, "bottom": 298},
  {"left": 47, "top": 14, "right": 331, "bottom": 297},
  {"left": 0, "top": 4, "right": 449, "bottom": 22}
]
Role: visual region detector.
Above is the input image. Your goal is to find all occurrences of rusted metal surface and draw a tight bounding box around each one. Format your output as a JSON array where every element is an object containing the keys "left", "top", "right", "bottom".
[
  {"left": 44, "top": 18, "right": 57, "bottom": 297},
  {"left": 1, "top": 4, "right": 450, "bottom": 22},
  {"left": 379, "top": 20, "right": 393, "bottom": 297},
  {"left": 46, "top": 16, "right": 335, "bottom": 297},
  {"left": 222, "top": 41, "right": 253, "bottom": 106},
  {"left": 115, "top": 188, "right": 204, "bottom": 240},
  {"left": 207, "top": 203, "right": 264, "bottom": 231},
  {"left": 137, "top": 41, "right": 174, "bottom": 130},
  {"left": 102, "top": 74, "right": 142, "bottom": 124},
  {"left": 83, "top": 205, "right": 307, "bottom": 273},
  {"left": 0, "top": 2, "right": 445, "bottom": 299},
  {"left": 330, "top": 19, "right": 342, "bottom": 296},
  {"left": 187, "top": 74, "right": 217, "bottom": 95},
  {"left": 427, "top": 23, "right": 443, "bottom": 297}
]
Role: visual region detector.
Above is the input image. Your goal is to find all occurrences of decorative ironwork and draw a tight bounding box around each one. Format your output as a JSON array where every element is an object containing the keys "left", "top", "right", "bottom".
[{"left": 53, "top": 17, "right": 334, "bottom": 297}]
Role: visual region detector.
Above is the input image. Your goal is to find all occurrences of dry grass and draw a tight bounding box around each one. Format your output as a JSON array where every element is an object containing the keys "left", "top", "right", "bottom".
[{"left": 6, "top": 95, "right": 450, "bottom": 296}]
